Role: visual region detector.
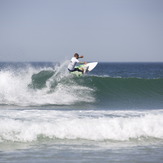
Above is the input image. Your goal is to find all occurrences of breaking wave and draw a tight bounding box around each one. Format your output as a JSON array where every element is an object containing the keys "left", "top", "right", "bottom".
[
  {"left": 0, "top": 61, "right": 95, "bottom": 106},
  {"left": 0, "top": 61, "right": 162, "bottom": 108},
  {"left": 0, "top": 110, "right": 163, "bottom": 142}
]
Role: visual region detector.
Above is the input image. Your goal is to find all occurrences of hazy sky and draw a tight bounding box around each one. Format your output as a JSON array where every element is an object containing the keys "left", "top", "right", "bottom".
[{"left": 0, "top": 0, "right": 163, "bottom": 62}]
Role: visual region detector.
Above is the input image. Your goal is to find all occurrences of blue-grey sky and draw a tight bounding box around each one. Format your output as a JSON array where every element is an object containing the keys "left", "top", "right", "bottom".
[{"left": 0, "top": 0, "right": 163, "bottom": 62}]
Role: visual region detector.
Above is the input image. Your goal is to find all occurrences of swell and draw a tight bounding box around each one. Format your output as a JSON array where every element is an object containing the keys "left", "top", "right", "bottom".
[
  {"left": 89, "top": 76, "right": 163, "bottom": 97},
  {"left": 82, "top": 76, "right": 163, "bottom": 108}
]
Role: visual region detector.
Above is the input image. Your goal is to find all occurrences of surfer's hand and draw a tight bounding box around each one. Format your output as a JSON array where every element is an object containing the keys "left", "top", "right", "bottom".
[
  {"left": 80, "top": 56, "right": 84, "bottom": 58},
  {"left": 84, "top": 62, "right": 87, "bottom": 64}
]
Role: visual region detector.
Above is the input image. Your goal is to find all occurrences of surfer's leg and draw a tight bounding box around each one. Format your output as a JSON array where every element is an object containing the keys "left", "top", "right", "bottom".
[
  {"left": 68, "top": 68, "right": 83, "bottom": 74},
  {"left": 75, "top": 68, "right": 84, "bottom": 73},
  {"left": 68, "top": 68, "right": 83, "bottom": 73}
]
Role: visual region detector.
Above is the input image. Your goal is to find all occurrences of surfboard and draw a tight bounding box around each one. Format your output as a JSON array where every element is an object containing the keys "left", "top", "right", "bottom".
[
  {"left": 71, "top": 62, "right": 98, "bottom": 76},
  {"left": 86, "top": 62, "right": 98, "bottom": 71}
]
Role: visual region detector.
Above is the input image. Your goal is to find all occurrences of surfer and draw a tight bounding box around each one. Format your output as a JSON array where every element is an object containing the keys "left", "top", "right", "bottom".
[{"left": 68, "top": 53, "right": 87, "bottom": 73}]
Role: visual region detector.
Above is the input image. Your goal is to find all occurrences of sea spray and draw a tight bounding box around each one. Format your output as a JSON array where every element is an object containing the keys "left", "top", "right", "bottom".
[{"left": 0, "top": 61, "right": 95, "bottom": 106}]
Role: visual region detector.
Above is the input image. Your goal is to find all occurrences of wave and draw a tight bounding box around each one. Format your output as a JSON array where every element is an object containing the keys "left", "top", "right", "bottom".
[
  {"left": 0, "top": 62, "right": 162, "bottom": 108},
  {"left": 0, "top": 61, "right": 95, "bottom": 106},
  {"left": 0, "top": 110, "right": 163, "bottom": 142},
  {"left": 87, "top": 76, "right": 163, "bottom": 107}
]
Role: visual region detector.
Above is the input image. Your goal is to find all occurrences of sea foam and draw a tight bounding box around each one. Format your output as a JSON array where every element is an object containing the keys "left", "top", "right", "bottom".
[
  {"left": 0, "top": 61, "right": 95, "bottom": 106},
  {"left": 0, "top": 110, "right": 163, "bottom": 142}
]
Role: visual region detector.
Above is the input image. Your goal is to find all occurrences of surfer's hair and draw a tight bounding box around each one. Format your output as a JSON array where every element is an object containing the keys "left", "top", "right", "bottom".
[{"left": 74, "top": 53, "right": 79, "bottom": 57}]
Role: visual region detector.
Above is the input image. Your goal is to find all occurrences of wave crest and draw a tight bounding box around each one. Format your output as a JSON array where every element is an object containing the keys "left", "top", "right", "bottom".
[{"left": 0, "top": 61, "right": 95, "bottom": 106}]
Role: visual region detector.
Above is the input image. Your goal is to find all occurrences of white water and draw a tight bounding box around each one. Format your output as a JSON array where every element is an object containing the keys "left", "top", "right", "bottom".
[
  {"left": 0, "top": 61, "right": 95, "bottom": 106},
  {"left": 1, "top": 63, "right": 163, "bottom": 163},
  {"left": 0, "top": 109, "right": 163, "bottom": 142}
]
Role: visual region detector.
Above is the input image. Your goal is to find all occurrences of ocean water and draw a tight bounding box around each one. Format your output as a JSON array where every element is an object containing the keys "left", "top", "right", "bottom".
[{"left": 0, "top": 61, "right": 163, "bottom": 163}]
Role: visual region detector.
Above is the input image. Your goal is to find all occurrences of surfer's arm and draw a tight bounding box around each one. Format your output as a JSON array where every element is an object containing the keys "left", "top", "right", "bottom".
[{"left": 79, "top": 56, "right": 87, "bottom": 64}]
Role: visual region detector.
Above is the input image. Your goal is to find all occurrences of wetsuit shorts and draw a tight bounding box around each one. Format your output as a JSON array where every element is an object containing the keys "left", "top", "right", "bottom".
[{"left": 68, "top": 68, "right": 83, "bottom": 72}]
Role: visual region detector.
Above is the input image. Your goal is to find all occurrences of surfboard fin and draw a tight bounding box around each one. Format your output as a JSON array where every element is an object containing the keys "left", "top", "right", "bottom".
[{"left": 83, "top": 66, "right": 89, "bottom": 74}]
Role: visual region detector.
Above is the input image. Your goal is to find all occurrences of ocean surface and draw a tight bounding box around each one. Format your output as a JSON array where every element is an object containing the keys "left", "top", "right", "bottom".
[{"left": 0, "top": 61, "right": 163, "bottom": 163}]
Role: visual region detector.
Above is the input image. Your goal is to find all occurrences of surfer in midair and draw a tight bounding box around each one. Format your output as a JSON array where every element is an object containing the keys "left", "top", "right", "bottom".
[{"left": 68, "top": 53, "right": 87, "bottom": 73}]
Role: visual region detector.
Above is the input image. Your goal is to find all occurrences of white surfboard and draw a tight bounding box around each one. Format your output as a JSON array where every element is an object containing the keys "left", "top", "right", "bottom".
[{"left": 85, "top": 62, "right": 98, "bottom": 71}]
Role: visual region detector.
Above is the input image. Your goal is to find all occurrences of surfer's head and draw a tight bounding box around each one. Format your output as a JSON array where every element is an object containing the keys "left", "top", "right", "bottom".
[{"left": 74, "top": 53, "right": 79, "bottom": 59}]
